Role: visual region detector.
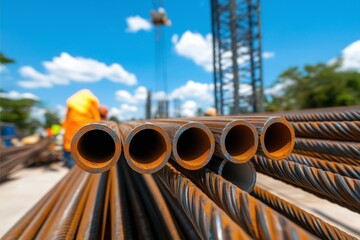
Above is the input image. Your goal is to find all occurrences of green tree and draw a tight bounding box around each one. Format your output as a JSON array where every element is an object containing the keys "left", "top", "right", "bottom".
[
  {"left": 109, "top": 115, "right": 121, "bottom": 123},
  {"left": 0, "top": 53, "right": 15, "bottom": 64},
  {"left": 266, "top": 60, "right": 360, "bottom": 111},
  {"left": 0, "top": 97, "right": 39, "bottom": 134},
  {"left": 44, "top": 110, "right": 60, "bottom": 128}
]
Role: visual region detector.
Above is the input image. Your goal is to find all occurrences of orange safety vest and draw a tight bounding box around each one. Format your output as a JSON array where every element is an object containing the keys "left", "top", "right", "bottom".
[{"left": 62, "top": 89, "right": 101, "bottom": 152}]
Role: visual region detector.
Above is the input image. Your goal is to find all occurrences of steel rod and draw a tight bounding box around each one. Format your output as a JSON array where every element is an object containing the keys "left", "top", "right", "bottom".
[
  {"left": 142, "top": 174, "right": 181, "bottom": 239},
  {"left": 286, "top": 153, "right": 360, "bottom": 179},
  {"left": 167, "top": 162, "right": 315, "bottom": 239},
  {"left": 294, "top": 138, "right": 360, "bottom": 161},
  {"left": 291, "top": 121, "right": 360, "bottom": 142},
  {"left": 2, "top": 167, "right": 78, "bottom": 239},
  {"left": 252, "top": 186, "right": 357, "bottom": 240},
  {"left": 156, "top": 163, "right": 251, "bottom": 239},
  {"left": 253, "top": 155, "right": 360, "bottom": 213}
]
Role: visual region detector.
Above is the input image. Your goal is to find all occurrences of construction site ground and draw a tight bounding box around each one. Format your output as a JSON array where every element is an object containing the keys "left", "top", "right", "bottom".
[{"left": 0, "top": 164, "right": 359, "bottom": 238}]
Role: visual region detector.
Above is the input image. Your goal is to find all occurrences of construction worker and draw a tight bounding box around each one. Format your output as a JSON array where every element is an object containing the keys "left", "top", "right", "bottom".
[{"left": 62, "top": 89, "right": 108, "bottom": 168}]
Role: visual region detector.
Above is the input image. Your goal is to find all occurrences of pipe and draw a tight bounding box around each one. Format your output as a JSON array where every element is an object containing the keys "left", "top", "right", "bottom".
[
  {"left": 150, "top": 120, "right": 215, "bottom": 170},
  {"left": 120, "top": 122, "right": 171, "bottom": 174},
  {"left": 71, "top": 121, "right": 122, "bottom": 173},
  {"left": 252, "top": 186, "right": 357, "bottom": 240},
  {"left": 206, "top": 158, "right": 256, "bottom": 192},
  {"left": 187, "top": 116, "right": 295, "bottom": 160}
]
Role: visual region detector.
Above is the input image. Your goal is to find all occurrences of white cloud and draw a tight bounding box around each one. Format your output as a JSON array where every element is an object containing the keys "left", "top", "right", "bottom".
[
  {"left": 0, "top": 64, "right": 6, "bottom": 73},
  {"left": 181, "top": 100, "right": 198, "bottom": 117},
  {"left": 339, "top": 40, "right": 360, "bottom": 72},
  {"left": 56, "top": 104, "right": 66, "bottom": 121},
  {"left": 172, "top": 31, "right": 213, "bottom": 72},
  {"left": 170, "top": 80, "right": 213, "bottom": 102},
  {"left": 173, "top": 31, "right": 275, "bottom": 72},
  {"left": 109, "top": 103, "right": 139, "bottom": 121},
  {"left": 30, "top": 107, "right": 47, "bottom": 123},
  {"left": 263, "top": 51, "right": 275, "bottom": 59},
  {"left": 126, "top": 15, "right": 152, "bottom": 33},
  {"left": 18, "top": 52, "right": 137, "bottom": 88},
  {"left": 265, "top": 80, "right": 294, "bottom": 96},
  {"left": 115, "top": 86, "right": 147, "bottom": 104},
  {"left": 0, "top": 90, "right": 39, "bottom": 100}
]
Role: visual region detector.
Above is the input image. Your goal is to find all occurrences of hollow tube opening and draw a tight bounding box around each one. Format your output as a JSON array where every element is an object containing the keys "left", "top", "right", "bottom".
[
  {"left": 264, "top": 122, "right": 292, "bottom": 158},
  {"left": 220, "top": 161, "right": 256, "bottom": 192},
  {"left": 176, "top": 127, "right": 211, "bottom": 167},
  {"left": 225, "top": 125, "right": 256, "bottom": 161},
  {"left": 78, "top": 130, "right": 115, "bottom": 164},
  {"left": 129, "top": 129, "right": 167, "bottom": 168}
]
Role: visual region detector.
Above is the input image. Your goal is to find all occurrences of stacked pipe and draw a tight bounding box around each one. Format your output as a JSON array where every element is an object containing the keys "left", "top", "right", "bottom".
[
  {"left": 4, "top": 108, "right": 359, "bottom": 239},
  {"left": 0, "top": 138, "right": 54, "bottom": 181}
]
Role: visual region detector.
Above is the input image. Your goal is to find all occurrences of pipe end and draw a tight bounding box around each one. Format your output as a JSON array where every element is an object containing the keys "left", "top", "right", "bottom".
[
  {"left": 221, "top": 120, "right": 258, "bottom": 163},
  {"left": 71, "top": 122, "right": 122, "bottom": 173},
  {"left": 124, "top": 124, "right": 171, "bottom": 174},
  {"left": 173, "top": 122, "right": 215, "bottom": 170},
  {"left": 260, "top": 117, "right": 295, "bottom": 160}
]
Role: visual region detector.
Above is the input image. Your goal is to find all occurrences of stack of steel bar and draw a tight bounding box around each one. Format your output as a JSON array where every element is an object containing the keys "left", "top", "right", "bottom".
[
  {"left": 249, "top": 107, "right": 360, "bottom": 222},
  {"left": 4, "top": 109, "right": 359, "bottom": 239},
  {"left": 0, "top": 138, "right": 54, "bottom": 181}
]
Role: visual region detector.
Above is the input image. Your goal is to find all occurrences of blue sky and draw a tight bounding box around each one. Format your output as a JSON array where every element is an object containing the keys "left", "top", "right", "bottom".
[{"left": 1, "top": 0, "right": 360, "bottom": 120}]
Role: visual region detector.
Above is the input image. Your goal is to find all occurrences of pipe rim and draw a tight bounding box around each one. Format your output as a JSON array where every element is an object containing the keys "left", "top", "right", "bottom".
[
  {"left": 71, "top": 122, "right": 122, "bottom": 173},
  {"left": 173, "top": 122, "right": 215, "bottom": 170},
  {"left": 124, "top": 123, "right": 171, "bottom": 174},
  {"left": 220, "top": 120, "right": 258, "bottom": 163},
  {"left": 260, "top": 117, "right": 295, "bottom": 160}
]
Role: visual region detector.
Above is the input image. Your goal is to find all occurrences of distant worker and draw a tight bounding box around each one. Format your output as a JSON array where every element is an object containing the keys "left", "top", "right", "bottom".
[
  {"left": 151, "top": 7, "right": 171, "bottom": 26},
  {"left": 62, "top": 89, "right": 108, "bottom": 168},
  {"left": 204, "top": 107, "right": 217, "bottom": 117}
]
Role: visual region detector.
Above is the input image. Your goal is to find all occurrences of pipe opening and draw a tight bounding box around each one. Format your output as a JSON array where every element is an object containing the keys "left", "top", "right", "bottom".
[
  {"left": 176, "top": 127, "right": 211, "bottom": 167},
  {"left": 225, "top": 125, "right": 255, "bottom": 161},
  {"left": 220, "top": 161, "right": 255, "bottom": 192},
  {"left": 129, "top": 129, "right": 167, "bottom": 167},
  {"left": 264, "top": 122, "right": 292, "bottom": 158},
  {"left": 78, "top": 130, "right": 115, "bottom": 164}
]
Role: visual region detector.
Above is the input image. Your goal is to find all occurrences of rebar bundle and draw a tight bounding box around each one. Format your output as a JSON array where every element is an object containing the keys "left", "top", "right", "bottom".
[
  {"left": 159, "top": 163, "right": 316, "bottom": 239},
  {"left": 253, "top": 155, "right": 360, "bottom": 213},
  {"left": 294, "top": 138, "right": 360, "bottom": 161},
  {"left": 291, "top": 121, "right": 360, "bottom": 142},
  {"left": 251, "top": 186, "right": 357, "bottom": 240},
  {"left": 0, "top": 138, "right": 54, "bottom": 181},
  {"left": 282, "top": 106, "right": 360, "bottom": 122},
  {"left": 286, "top": 153, "right": 360, "bottom": 179}
]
